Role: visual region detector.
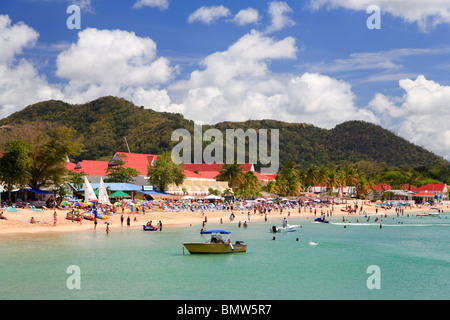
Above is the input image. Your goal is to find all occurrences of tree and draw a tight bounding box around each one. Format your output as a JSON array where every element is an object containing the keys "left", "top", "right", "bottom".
[
  {"left": 0, "top": 140, "right": 32, "bottom": 203},
  {"left": 275, "top": 160, "right": 302, "bottom": 196},
  {"left": 104, "top": 153, "right": 140, "bottom": 183},
  {"left": 68, "top": 171, "right": 86, "bottom": 191},
  {"left": 216, "top": 163, "right": 245, "bottom": 191},
  {"left": 147, "top": 151, "right": 185, "bottom": 192},
  {"left": 27, "top": 127, "right": 82, "bottom": 190},
  {"left": 106, "top": 166, "right": 140, "bottom": 183},
  {"left": 262, "top": 179, "right": 278, "bottom": 195}
]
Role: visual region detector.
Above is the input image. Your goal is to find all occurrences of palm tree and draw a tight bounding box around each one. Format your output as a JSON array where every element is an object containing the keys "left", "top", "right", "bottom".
[
  {"left": 326, "top": 171, "right": 339, "bottom": 195},
  {"left": 276, "top": 160, "right": 302, "bottom": 196},
  {"left": 241, "top": 170, "right": 259, "bottom": 193},
  {"left": 262, "top": 179, "right": 278, "bottom": 195},
  {"left": 304, "top": 164, "right": 319, "bottom": 189},
  {"left": 216, "top": 163, "right": 245, "bottom": 191}
]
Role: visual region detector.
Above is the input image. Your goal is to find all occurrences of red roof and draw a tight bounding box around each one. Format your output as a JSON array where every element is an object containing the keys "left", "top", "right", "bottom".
[
  {"left": 373, "top": 184, "right": 392, "bottom": 192},
  {"left": 253, "top": 172, "right": 276, "bottom": 181},
  {"left": 110, "top": 152, "right": 157, "bottom": 175},
  {"left": 414, "top": 192, "right": 435, "bottom": 197},
  {"left": 73, "top": 160, "right": 109, "bottom": 175},
  {"left": 402, "top": 184, "right": 418, "bottom": 191},
  {"left": 65, "top": 162, "right": 77, "bottom": 171},
  {"left": 415, "top": 184, "right": 446, "bottom": 192}
]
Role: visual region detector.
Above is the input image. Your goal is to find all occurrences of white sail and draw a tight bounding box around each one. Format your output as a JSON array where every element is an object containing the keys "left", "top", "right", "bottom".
[
  {"left": 84, "top": 176, "right": 98, "bottom": 202},
  {"left": 98, "top": 177, "right": 109, "bottom": 204}
]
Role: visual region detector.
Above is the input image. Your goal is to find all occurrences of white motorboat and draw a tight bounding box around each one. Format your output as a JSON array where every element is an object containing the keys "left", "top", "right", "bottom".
[
  {"left": 271, "top": 224, "right": 300, "bottom": 233},
  {"left": 428, "top": 207, "right": 440, "bottom": 217}
]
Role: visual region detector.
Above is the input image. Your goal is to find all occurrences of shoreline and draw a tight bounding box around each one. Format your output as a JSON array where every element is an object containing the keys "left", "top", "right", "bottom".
[{"left": 0, "top": 202, "right": 442, "bottom": 236}]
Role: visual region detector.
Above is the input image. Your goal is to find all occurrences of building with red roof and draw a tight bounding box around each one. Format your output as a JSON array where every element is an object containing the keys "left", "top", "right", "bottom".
[{"left": 65, "top": 151, "right": 271, "bottom": 196}]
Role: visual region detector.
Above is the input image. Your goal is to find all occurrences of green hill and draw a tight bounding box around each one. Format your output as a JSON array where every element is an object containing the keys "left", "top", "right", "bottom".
[{"left": 0, "top": 96, "right": 448, "bottom": 169}]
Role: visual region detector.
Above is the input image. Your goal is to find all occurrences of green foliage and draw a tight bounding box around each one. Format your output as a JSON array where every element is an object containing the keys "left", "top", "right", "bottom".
[
  {"left": 2, "top": 96, "right": 450, "bottom": 197},
  {"left": 216, "top": 163, "right": 245, "bottom": 190},
  {"left": 0, "top": 140, "right": 32, "bottom": 201},
  {"left": 147, "top": 151, "right": 185, "bottom": 192},
  {"left": 105, "top": 153, "right": 140, "bottom": 183},
  {"left": 1, "top": 97, "right": 447, "bottom": 169},
  {"left": 27, "top": 127, "right": 83, "bottom": 190}
]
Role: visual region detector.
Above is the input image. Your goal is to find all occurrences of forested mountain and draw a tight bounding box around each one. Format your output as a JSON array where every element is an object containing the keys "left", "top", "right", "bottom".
[{"left": 0, "top": 96, "right": 448, "bottom": 170}]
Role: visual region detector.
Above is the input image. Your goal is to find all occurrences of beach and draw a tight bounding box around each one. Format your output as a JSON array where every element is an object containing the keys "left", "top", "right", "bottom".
[{"left": 0, "top": 202, "right": 439, "bottom": 235}]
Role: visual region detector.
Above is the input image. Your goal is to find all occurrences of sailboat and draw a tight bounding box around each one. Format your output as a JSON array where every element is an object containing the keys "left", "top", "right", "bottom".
[
  {"left": 84, "top": 176, "right": 98, "bottom": 203},
  {"left": 337, "top": 184, "right": 344, "bottom": 198},
  {"left": 98, "top": 177, "right": 110, "bottom": 204}
]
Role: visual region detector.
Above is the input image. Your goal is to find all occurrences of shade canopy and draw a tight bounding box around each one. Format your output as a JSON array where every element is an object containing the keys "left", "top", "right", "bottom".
[
  {"left": 200, "top": 230, "right": 231, "bottom": 234},
  {"left": 109, "top": 190, "right": 131, "bottom": 198}
]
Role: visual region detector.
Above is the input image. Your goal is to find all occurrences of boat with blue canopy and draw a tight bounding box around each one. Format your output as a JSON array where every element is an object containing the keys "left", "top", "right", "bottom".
[{"left": 183, "top": 230, "right": 247, "bottom": 254}]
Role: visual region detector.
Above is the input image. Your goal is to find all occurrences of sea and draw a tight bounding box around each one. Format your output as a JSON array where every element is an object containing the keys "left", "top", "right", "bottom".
[{"left": 1, "top": 213, "right": 449, "bottom": 301}]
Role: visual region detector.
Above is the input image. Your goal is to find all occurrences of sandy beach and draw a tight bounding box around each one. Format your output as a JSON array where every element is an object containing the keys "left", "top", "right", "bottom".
[{"left": 0, "top": 202, "right": 438, "bottom": 235}]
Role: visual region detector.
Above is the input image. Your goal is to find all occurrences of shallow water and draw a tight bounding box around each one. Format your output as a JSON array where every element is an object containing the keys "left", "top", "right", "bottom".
[{"left": 1, "top": 214, "right": 449, "bottom": 300}]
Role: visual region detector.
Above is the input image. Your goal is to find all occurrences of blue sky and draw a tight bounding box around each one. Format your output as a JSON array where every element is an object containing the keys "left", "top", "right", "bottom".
[{"left": 2, "top": 0, "right": 450, "bottom": 160}]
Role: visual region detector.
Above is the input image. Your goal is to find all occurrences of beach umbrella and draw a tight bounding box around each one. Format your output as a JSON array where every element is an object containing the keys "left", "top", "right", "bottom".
[
  {"left": 114, "top": 202, "right": 122, "bottom": 206},
  {"left": 60, "top": 201, "right": 69, "bottom": 206},
  {"left": 109, "top": 190, "right": 131, "bottom": 198}
]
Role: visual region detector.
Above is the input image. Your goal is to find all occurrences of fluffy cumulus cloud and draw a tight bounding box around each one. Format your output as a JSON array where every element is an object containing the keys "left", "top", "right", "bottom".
[
  {"left": 187, "top": 6, "right": 231, "bottom": 24},
  {"left": 55, "top": 28, "right": 176, "bottom": 104},
  {"left": 0, "top": 15, "right": 38, "bottom": 64},
  {"left": 56, "top": 28, "right": 174, "bottom": 86},
  {"left": 368, "top": 76, "right": 450, "bottom": 159},
  {"left": 266, "top": 1, "right": 296, "bottom": 33},
  {"left": 132, "top": 0, "right": 169, "bottom": 10},
  {"left": 309, "top": 0, "right": 450, "bottom": 31},
  {"left": 0, "top": 15, "right": 61, "bottom": 119},
  {"left": 167, "top": 30, "right": 375, "bottom": 128},
  {"left": 232, "top": 8, "right": 260, "bottom": 26},
  {"left": 0, "top": 17, "right": 177, "bottom": 117}
]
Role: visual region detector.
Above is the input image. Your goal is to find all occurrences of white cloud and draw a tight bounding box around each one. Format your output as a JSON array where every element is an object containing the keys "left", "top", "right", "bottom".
[
  {"left": 69, "top": 0, "right": 94, "bottom": 13},
  {"left": 0, "top": 15, "right": 39, "bottom": 65},
  {"left": 266, "top": 1, "right": 296, "bottom": 33},
  {"left": 188, "top": 6, "right": 231, "bottom": 24},
  {"left": 132, "top": 0, "right": 169, "bottom": 10},
  {"left": 232, "top": 8, "right": 260, "bottom": 26},
  {"left": 0, "top": 15, "right": 61, "bottom": 118},
  {"left": 309, "top": 0, "right": 450, "bottom": 31},
  {"left": 167, "top": 30, "right": 376, "bottom": 128},
  {"left": 56, "top": 28, "right": 175, "bottom": 87},
  {"left": 0, "top": 20, "right": 178, "bottom": 118},
  {"left": 368, "top": 75, "right": 450, "bottom": 159}
]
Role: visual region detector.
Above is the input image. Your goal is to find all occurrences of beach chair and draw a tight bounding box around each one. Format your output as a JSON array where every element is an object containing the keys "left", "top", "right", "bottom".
[{"left": 31, "top": 206, "right": 44, "bottom": 212}]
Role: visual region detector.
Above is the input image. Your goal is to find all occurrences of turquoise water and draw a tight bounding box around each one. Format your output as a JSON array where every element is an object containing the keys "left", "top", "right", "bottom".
[{"left": 1, "top": 214, "right": 449, "bottom": 300}]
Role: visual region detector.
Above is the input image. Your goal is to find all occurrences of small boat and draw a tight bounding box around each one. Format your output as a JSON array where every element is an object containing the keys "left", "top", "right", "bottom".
[
  {"left": 183, "top": 230, "right": 247, "bottom": 254},
  {"left": 271, "top": 224, "right": 300, "bottom": 233},
  {"left": 428, "top": 208, "right": 440, "bottom": 217},
  {"left": 314, "top": 218, "right": 329, "bottom": 224},
  {"left": 143, "top": 225, "right": 159, "bottom": 231}
]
